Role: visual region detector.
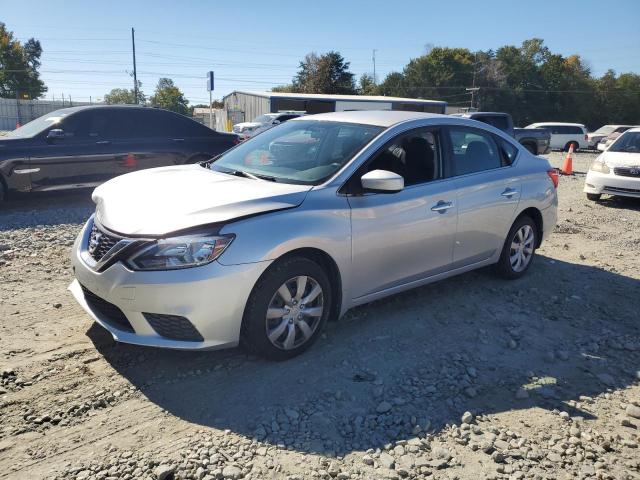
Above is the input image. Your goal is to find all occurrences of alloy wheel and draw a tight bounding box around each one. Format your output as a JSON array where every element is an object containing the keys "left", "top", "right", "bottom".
[
  {"left": 510, "top": 224, "right": 535, "bottom": 272},
  {"left": 265, "top": 275, "right": 324, "bottom": 350}
]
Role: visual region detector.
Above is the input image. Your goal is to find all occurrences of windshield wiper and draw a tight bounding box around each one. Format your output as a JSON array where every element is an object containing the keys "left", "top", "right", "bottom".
[
  {"left": 198, "top": 154, "right": 222, "bottom": 167},
  {"left": 217, "top": 168, "right": 277, "bottom": 182}
]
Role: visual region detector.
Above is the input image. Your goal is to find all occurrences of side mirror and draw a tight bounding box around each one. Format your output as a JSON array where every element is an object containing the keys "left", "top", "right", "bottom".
[
  {"left": 361, "top": 169, "right": 404, "bottom": 193},
  {"left": 272, "top": 120, "right": 281, "bottom": 125},
  {"left": 47, "top": 129, "right": 66, "bottom": 141}
]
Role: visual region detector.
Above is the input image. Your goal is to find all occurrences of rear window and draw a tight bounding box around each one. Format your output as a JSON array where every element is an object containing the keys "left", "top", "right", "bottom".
[{"left": 474, "top": 115, "right": 510, "bottom": 132}]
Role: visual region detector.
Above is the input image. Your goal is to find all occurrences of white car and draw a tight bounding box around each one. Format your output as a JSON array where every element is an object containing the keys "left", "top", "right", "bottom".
[
  {"left": 584, "top": 127, "right": 640, "bottom": 201},
  {"left": 588, "top": 125, "right": 634, "bottom": 149},
  {"left": 232, "top": 112, "right": 305, "bottom": 139},
  {"left": 525, "top": 122, "right": 588, "bottom": 151}
]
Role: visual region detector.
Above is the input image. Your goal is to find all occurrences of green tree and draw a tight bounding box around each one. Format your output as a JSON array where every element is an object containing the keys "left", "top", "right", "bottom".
[
  {"left": 150, "top": 78, "right": 189, "bottom": 114},
  {"left": 358, "top": 73, "right": 378, "bottom": 96},
  {"left": 271, "top": 84, "right": 296, "bottom": 93},
  {"left": 292, "top": 51, "right": 356, "bottom": 94},
  {"left": 0, "top": 22, "right": 47, "bottom": 99},
  {"left": 104, "top": 81, "right": 145, "bottom": 105}
]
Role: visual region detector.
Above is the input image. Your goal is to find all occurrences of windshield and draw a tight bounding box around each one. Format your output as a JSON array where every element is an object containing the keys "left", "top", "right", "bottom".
[
  {"left": 6, "top": 112, "right": 70, "bottom": 138},
  {"left": 211, "top": 120, "right": 383, "bottom": 185},
  {"left": 594, "top": 125, "right": 615, "bottom": 135},
  {"left": 253, "top": 114, "right": 277, "bottom": 124},
  {"left": 608, "top": 131, "right": 640, "bottom": 153}
]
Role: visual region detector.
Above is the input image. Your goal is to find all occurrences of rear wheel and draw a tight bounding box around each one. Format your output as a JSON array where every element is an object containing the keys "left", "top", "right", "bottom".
[
  {"left": 523, "top": 143, "right": 537, "bottom": 155},
  {"left": 0, "top": 180, "right": 5, "bottom": 203},
  {"left": 586, "top": 193, "right": 601, "bottom": 201},
  {"left": 565, "top": 141, "right": 579, "bottom": 152},
  {"left": 495, "top": 216, "right": 538, "bottom": 280},
  {"left": 241, "top": 256, "right": 332, "bottom": 360}
]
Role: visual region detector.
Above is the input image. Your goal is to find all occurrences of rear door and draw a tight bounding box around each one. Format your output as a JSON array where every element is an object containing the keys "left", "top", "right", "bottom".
[
  {"left": 111, "top": 109, "right": 185, "bottom": 176},
  {"left": 29, "top": 110, "right": 117, "bottom": 190},
  {"left": 347, "top": 126, "right": 458, "bottom": 299},
  {"left": 445, "top": 126, "right": 521, "bottom": 266}
]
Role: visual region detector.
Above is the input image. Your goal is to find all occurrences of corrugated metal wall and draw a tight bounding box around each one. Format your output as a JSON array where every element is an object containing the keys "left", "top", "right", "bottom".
[
  {"left": 0, "top": 98, "right": 93, "bottom": 131},
  {"left": 223, "top": 93, "right": 270, "bottom": 126}
]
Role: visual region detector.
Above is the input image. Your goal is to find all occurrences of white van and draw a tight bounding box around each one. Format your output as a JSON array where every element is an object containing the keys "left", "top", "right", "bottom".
[{"left": 525, "top": 122, "right": 588, "bottom": 151}]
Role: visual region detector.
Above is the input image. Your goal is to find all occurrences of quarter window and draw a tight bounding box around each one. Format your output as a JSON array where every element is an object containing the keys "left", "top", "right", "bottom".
[{"left": 447, "top": 128, "right": 502, "bottom": 175}]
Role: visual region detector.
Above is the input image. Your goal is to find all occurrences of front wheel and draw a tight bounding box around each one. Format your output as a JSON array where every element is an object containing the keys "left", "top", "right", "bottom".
[
  {"left": 241, "top": 256, "right": 332, "bottom": 360},
  {"left": 495, "top": 216, "right": 537, "bottom": 280},
  {"left": 586, "top": 193, "right": 601, "bottom": 201}
]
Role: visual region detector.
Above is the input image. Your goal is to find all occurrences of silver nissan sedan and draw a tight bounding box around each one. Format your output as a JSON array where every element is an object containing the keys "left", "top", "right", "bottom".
[{"left": 70, "top": 111, "right": 558, "bottom": 359}]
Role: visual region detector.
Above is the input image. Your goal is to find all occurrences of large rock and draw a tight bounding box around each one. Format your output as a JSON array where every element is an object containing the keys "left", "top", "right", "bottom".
[
  {"left": 154, "top": 465, "right": 175, "bottom": 480},
  {"left": 379, "top": 452, "right": 395, "bottom": 469},
  {"left": 626, "top": 404, "right": 640, "bottom": 420}
]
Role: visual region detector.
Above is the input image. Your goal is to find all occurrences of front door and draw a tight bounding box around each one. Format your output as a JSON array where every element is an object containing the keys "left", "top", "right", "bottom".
[
  {"left": 347, "top": 127, "right": 458, "bottom": 300},
  {"left": 29, "top": 109, "right": 117, "bottom": 190}
]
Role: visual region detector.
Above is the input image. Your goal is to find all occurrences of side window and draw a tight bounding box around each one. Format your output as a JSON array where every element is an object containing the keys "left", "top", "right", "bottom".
[
  {"left": 59, "top": 112, "right": 92, "bottom": 139},
  {"left": 365, "top": 128, "right": 441, "bottom": 186},
  {"left": 160, "top": 111, "right": 211, "bottom": 137},
  {"left": 447, "top": 127, "right": 502, "bottom": 175},
  {"left": 569, "top": 126, "right": 582, "bottom": 135},
  {"left": 62, "top": 110, "right": 121, "bottom": 140}
]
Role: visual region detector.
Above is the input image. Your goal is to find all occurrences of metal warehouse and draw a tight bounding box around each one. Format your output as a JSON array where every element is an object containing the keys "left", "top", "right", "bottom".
[{"left": 222, "top": 91, "right": 447, "bottom": 126}]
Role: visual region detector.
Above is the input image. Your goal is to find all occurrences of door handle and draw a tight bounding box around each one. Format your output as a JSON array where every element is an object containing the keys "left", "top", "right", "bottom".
[
  {"left": 501, "top": 188, "right": 519, "bottom": 198},
  {"left": 171, "top": 138, "right": 185, "bottom": 142},
  {"left": 95, "top": 140, "right": 110, "bottom": 145},
  {"left": 431, "top": 201, "right": 454, "bottom": 213}
]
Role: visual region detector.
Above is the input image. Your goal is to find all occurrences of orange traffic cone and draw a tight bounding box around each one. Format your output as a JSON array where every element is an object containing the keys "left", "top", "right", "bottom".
[{"left": 561, "top": 144, "right": 574, "bottom": 175}]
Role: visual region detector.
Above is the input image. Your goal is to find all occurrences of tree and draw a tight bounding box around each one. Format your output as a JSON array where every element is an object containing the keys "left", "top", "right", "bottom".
[
  {"left": 271, "top": 84, "right": 296, "bottom": 93},
  {"left": 104, "top": 81, "right": 145, "bottom": 105},
  {"left": 358, "top": 74, "right": 378, "bottom": 96},
  {"left": 0, "top": 22, "right": 47, "bottom": 99},
  {"left": 292, "top": 51, "right": 356, "bottom": 94},
  {"left": 150, "top": 78, "right": 189, "bottom": 114}
]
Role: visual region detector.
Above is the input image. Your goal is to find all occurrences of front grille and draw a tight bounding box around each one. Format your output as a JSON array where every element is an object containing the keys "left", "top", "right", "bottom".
[
  {"left": 614, "top": 167, "right": 640, "bottom": 178},
  {"left": 88, "top": 223, "right": 120, "bottom": 262},
  {"left": 143, "top": 313, "right": 204, "bottom": 342},
  {"left": 604, "top": 186, "right": 640, "bottom": 194},
  {"left": 81, "top": 284, "right": 134, "bottom": 333}
]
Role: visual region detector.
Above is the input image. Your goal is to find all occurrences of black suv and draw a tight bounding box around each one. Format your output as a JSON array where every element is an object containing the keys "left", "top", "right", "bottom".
[{"left": 0, "top": 105, "right": 239, "bottom": 201}]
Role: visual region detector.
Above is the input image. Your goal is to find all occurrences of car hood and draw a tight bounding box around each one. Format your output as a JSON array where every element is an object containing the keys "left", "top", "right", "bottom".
[
  {"left": 601, "top": 152, "right": 640, "bottom": 167},
  {"left": 92, "top": 165, "right": 312, "bottom": 236}
]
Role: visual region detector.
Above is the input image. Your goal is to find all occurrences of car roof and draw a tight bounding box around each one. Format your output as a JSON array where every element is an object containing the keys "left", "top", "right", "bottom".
[
  {"left": 292, "top": 110, "right": 447, "bottom": 127},
  {"left": 530, "top": 122, "right": 586, "bottom": 127},
  {"left": 627, "top": 127, "right": 640, "bottom": 133}
]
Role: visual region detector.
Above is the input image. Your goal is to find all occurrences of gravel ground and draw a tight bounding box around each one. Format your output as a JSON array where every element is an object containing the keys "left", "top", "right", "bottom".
[{"left": 0, "top": 151, "right": 639, "bottom": 480}]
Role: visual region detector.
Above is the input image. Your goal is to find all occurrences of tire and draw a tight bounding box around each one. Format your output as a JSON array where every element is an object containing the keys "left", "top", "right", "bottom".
[
  {"left": 495, "top": 215, "right": 538, "bottom": 280},
  {"left": 565, "top": 142, "right": 579, "bottom": 152},
  {"left": 586, "top": 193, "right": 601, "bottom": 201},
  {"left": 241, "top": 256, "right": 332, "bottom": 360},
  {"left": 523, "top": 143, "right": 537, "bottom": 155},
  {"left": 0, "top": 180, "right": 5, "bottom": 203}
]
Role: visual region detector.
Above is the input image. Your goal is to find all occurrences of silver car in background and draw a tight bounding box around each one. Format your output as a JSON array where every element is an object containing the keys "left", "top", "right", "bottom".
[{"left": 70, "top": 111, "right": 558, "bottom": 359}]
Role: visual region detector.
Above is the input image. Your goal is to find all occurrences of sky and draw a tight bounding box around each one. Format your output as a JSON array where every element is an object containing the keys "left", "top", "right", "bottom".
[{"left": 3, "top": 0, "right": 639, "bottom": 106}]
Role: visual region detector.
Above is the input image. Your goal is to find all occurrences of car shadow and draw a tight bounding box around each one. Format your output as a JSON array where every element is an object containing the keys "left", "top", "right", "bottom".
[
  {"left": 595, "top": 195, "right": 640, "bottom": 211},
  {"left": 88, "top": 255, "right": 640, "bottom": 456},
  {"left": 0, "top": 190, "right": 94, "bottom": 231}
]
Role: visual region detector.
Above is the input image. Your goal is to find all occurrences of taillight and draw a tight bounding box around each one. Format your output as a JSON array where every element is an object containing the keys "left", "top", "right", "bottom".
[
  {"left": 584, "top": 134, "right": 588, "bottom": 141},
  {"left": 547, "top": 169, "right": 559, "bottom": 188}
]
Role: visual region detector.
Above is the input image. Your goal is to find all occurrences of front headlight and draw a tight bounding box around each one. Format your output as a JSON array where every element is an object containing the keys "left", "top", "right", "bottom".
[
  {"left": 590, "top": 160, "right": 610, "bottom": 174},
  {"left": 128, "top": 234, "right": 234, "bottom": 271}
]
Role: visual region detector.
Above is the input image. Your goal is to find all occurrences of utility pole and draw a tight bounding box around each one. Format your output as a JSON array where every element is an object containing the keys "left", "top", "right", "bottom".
[
  {"left": 466, "top": 52, "right": 480, "bottom": 111},
  {"left": 372, "top": 49, "right": 377, "bottom": 85},
  {"left": 131, "top": 27, "right": 138, "bottom": 104}
]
